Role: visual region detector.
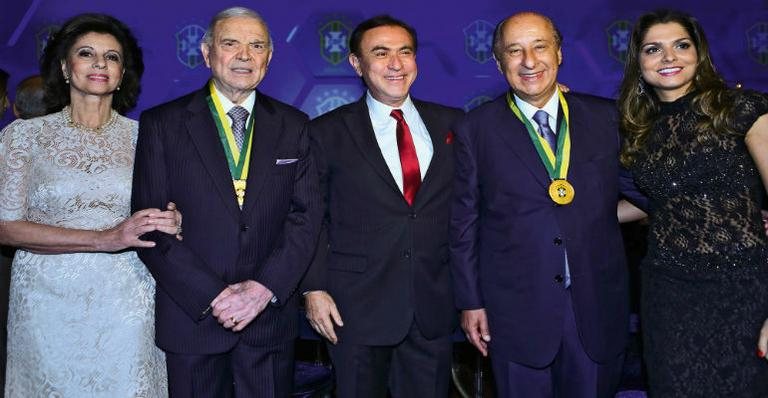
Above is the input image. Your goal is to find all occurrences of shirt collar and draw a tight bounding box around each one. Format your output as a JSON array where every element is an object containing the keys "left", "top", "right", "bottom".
[
  {"left": 211, "top": 84, "right": 257, "bottom": 115},
  {"left": 514, "top": 88, "right": 560, "bottom": 124},
  {"left": 366, "top": 91, "right": 417, "bottom": 124}
]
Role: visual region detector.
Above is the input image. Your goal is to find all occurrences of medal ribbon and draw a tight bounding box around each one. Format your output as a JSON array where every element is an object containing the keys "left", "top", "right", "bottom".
[
  {"left": 206, "top": 81, "right": 254, "bottom": 184},
  {"left": 505, "top": 90, "right": 571, "bottom": 180}
]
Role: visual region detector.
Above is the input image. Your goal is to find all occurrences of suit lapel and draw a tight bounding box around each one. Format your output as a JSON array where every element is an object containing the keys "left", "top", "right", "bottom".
[
  {"left": 342, "top": 98, "right": 401, "bottom": 195},
  {"left": 412, "top": 100, "right": 447, "bottom": 207},
  {"left": 184, "top": 88, "right": 241, "bottom": 219},
  {"left": 561, "top": 93, "right": 590, "bottom": 164},
  {"left": 242, "top": 92, "right": 281, "bottom": 214},
  {"left": 492, "top": 96, "right": 551, "bottom": 189}
]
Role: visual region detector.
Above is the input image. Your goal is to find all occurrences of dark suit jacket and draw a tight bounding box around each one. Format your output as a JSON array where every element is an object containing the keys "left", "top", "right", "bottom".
[
  {"left": 302, "top": 97, "right": 463, "bottom": 345},
  {"left": 450, "top": 92, "right": 645, "bottom": 367},
  {"left": 131, "top": 86, "right": 321, "bottom": 354}
]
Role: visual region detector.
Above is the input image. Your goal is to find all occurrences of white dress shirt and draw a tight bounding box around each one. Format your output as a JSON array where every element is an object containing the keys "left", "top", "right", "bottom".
[
  {"left": 212, "top": 85, "right": 256, "bottom": 125},
  {"left": 366, "top": 91, "right": 433, "bottom": 193}
]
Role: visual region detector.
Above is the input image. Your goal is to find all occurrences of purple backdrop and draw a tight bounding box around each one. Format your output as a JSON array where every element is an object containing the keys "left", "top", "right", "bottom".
[{"left": 1, "top": 0, "right": 766, "bottom": 127}]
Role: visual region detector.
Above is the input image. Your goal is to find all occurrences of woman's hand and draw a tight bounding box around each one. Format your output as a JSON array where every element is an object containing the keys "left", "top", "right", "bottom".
[
  {"left": 757, "top": 318, "right": 768, "bottom": 359},
  {"left": 99, "top": 202, "right": 183, "bottom": 251},
  {"left": 152, "top": 202, "right": 183, "bottom": 240}
]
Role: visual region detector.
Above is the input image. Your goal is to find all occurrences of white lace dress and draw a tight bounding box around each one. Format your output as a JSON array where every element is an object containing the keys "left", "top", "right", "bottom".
[{"left": 0, "top": 110, "right": 167, "bottom": 397}]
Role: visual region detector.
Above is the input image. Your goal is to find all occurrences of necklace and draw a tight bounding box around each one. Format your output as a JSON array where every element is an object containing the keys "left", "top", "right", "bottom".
[{"left": 62, "top": 105, "right": 117, "bottom": 133}]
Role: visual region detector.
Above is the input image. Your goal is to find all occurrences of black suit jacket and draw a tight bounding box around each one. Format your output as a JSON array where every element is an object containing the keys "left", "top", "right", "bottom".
[
  {"left": 131, "top": 86, "right": 321, "bottom": 354},
  {"left": 303, "top": 97, "right": 463, "bottom": 345}
]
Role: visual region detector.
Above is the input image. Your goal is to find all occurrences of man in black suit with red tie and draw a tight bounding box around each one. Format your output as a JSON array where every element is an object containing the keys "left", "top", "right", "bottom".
[
  {"left": 131, "top": 6, "right": 321, "bottom": 397},
  {"left": 302, "top": 15, "right": 463, "bottom": 397}
]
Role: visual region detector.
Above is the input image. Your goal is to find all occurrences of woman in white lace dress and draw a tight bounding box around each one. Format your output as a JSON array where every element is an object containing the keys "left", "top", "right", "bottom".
[{"left": 0, "top": 14, "right": 177, "bottom": 397}]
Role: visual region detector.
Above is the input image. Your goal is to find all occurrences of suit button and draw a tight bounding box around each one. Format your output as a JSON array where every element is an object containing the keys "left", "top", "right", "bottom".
[
  {"left": 240, "top": 224, "right": 249, "bottom": 231},
  {"left": 554, "top": 274, "right": 564, "bottom": 283},
  {"left": 553, "top": 237, "right": 562, "bottom": 245},
  {"left": 409, "top": 212, "right": 416, "bottom": 219},
  {"left": 404, "top": 249, "right": 412, "bottom": 259}
]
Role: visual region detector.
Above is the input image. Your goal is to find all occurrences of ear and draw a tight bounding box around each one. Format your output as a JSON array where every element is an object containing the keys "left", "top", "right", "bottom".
[
  {"left": 60, "top": 60, "right": 68, "bottom": 78},
  {"left": 348, "top": 53, "right": 363, "bottom": 77},
  {"left": 266, "top": 49, "right": 273, "bottom": 66},
  {"left": 493, "top": 54, "right": 503, "bottom": 73},
  {"left": 200, "top": 42, "right": 212, "bottom": 68},
  {"left": 556, "top": 47, "right": 563, "bottom": 65}
]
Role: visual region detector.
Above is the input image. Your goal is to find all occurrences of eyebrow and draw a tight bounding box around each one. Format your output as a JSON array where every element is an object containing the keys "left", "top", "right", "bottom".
[
  {"left": 642, "top": 37, "right": 692, "bottom": 47},
  {"left": 370, "top": 45, "right": 414, "bottom": 52},
  {"left": 74, "top": 45, "right": 121, "bottom": 53}
]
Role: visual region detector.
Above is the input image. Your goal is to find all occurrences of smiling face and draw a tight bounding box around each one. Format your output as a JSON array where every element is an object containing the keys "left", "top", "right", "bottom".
[
  {"left": 349, "top": 25, "right": 417, "bottom": 107},
  {"left": 495, "top": 13, "right": 562, "bottom": 108},
  {"left": 201, "top": 16, "right": 272, "bottom": 103},
  {"left": 639, "top": 22, "right": 698, "bottom": 102},
  {"left": 62, "top": 32, "right": 124, "bottom": 99}
]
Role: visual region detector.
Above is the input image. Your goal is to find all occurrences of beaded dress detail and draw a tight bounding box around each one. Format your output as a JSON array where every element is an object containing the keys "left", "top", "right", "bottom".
[{"left": 630, "top": 90, "right": 768, "bottom": 397}]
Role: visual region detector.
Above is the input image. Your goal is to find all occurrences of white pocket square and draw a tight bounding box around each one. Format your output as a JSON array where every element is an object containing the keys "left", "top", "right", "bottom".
[{"left": 275, "top": 158, "right": 299, "bottom": 165}]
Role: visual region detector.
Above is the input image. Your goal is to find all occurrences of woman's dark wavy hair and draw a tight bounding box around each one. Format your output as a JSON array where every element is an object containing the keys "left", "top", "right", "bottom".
[
  {"left": 40, "top": 13, "right": 144, "bottom": 114},
  {"left": 618, "top": 9, "right": 734, "bottom": 167}
]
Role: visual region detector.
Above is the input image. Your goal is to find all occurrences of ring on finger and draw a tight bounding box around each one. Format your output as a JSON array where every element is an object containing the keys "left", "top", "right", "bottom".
[{"left": 230, "top": 316, "right": 238, "bottom": 324}]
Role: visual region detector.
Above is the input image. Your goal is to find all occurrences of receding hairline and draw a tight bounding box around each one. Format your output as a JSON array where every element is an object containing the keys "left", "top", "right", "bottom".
[{"left": 498, "top": 12, "right": 561, "bottom": 45}]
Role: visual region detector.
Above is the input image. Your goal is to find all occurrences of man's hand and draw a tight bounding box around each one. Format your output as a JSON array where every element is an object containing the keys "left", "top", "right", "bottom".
[
  {"left": 305, "top": 291, "right": 343, "bottom": 344},
  {"left": 461, "top": 308, "right": 491, "bottom": 357},
  {"left": 211, "top": 280, "right": 274, "bottom": 332}
]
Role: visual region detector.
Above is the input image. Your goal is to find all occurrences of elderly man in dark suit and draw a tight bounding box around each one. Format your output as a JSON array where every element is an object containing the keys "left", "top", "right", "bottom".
[
  {"left": 451, "top": 12, "right": 646, "bottom": 398},
  {"left": 131, "top": 6, "right": 321, "bottom": 397},
  {"left": 302, "top": 15, "right": 463, "bottom": 398}
]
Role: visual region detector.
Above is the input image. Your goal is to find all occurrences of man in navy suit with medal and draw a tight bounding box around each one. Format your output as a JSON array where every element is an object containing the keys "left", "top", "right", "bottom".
[
  {"left": 132, "top": 6, "right": 321, "bottom": 397},
  {"left": 451, "top": 12, "right": 645, "bottom": 397},
  {"left": 302, "top": 15, "right": 463, "bottom": 397}
]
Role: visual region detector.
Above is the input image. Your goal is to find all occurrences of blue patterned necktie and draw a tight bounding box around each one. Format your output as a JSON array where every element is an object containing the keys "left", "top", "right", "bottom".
[
  {"left": 227, "top": 106, "right": 249, "bottom": 149},
  {"left": 532, "top": 110, "right": 557, "bottom": 153}
]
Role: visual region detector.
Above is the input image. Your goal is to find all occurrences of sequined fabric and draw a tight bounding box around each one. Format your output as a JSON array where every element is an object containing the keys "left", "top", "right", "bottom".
[
  {"left": 0, "top": 111, "right": 167, "bottom": 397},
  {"left": 631, "top": 90, "right": 768, "bottom": 397}
]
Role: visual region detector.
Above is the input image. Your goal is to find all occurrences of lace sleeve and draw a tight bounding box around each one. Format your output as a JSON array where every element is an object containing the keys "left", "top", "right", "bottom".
[
  {"left": 732, "top": 89, "right": 768, "bottom": 135},
  {"left": 0, "top": 119, "right": 37, "bottom": 221}
]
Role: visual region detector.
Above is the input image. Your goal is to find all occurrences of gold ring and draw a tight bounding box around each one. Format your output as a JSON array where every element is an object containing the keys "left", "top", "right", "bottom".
[{"left": 177, "top": 226, "right": 183, "bottom": 234}]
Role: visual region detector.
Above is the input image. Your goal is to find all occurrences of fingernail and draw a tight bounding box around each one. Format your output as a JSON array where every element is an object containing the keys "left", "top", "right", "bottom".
[{"left": 757, "top": 349, "right": 764, "bottom": 358}]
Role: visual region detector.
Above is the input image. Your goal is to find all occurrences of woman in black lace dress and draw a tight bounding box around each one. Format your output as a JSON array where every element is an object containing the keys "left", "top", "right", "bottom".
[{"left": 616, "top": 9, "right": 768, "bottom": 397}]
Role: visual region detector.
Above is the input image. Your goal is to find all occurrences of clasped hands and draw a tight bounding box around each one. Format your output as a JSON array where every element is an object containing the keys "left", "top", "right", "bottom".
[{"left": 211, "top": 280, "right": 274, "bottom": 332}]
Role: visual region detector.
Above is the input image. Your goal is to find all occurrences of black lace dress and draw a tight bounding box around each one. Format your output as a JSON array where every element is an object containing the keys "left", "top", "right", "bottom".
[{"left": 631, "top": 90, "right": 768, "bottom": 397}]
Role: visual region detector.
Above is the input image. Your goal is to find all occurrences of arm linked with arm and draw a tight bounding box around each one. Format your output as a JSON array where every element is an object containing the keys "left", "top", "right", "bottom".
[{"left": 131, "top": 110, "right": 227, "bottom": 322}]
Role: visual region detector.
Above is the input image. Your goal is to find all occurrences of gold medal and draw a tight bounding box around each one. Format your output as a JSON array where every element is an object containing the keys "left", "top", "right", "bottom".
[
  {"left": 233, "top": 179, "right": 246, "bottom": 207},
  {"left": 548, "top": 179, "right": 574, "bottom": 205}
]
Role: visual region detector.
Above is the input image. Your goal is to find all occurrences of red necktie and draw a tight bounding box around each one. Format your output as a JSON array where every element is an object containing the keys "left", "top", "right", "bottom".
[{"left": 390, "top": 109, "right": 421, "bottom": 206}]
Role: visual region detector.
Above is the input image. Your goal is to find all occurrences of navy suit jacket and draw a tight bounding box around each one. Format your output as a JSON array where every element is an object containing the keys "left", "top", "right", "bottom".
[
  {"left": 131, "top": 86, "right": 321, "bottom": 354},
  {"left": 303, "top": 97, "right": 462, "bottom": 345},
  {"left": 450, "top": 92, "right": 645, "bottom": 367}
]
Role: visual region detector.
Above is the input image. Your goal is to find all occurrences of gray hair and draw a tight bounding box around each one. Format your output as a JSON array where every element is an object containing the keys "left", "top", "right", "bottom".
[{"left": 202, "top": 7, "right": 273, "bottom": 49}]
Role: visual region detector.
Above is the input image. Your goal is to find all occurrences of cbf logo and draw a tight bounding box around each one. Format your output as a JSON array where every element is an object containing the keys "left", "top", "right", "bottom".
[
  {"left": 463, "top": 95, "right": 493, "bottom": 112},
  {"left": 312, "top": 88, "right": 356, "bottom": 117},
  {"left": 747, "top": 22, "right": 768, "bottom": 66},
  {"left": 36, "top": 25, "right": 59, "bottom": 61},
  {"left": 319, "top": 20, "right": 351, "bottom": 65},
  {"left": 606, "top": 20, "right": 632, "bottom": 63},
  {"left": 464, "top": 20, "right": 494, "bottom": 64},
  {"left": 176, "top": 24, "right": 206, "bottom": 69}
]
